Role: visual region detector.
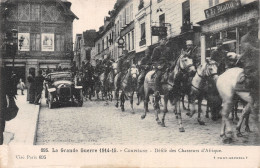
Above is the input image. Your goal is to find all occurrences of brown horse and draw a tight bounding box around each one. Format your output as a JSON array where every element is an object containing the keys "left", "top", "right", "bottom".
[
  {"left": 216, "top": 67, "right": 259, "bottom": 143},
  {"left": 188, "top": 59, "right": 220, "bottom": 124},
  {"left": 114, "top": 67, "right": 139, "bottom": 113},
  {"left": 141, "top": 52, "right": 196, "bottom": 132}
]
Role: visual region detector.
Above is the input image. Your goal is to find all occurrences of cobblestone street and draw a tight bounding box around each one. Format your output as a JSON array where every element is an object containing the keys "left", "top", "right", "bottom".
[{"left": 36, "top": 95, "right": 259, "bottom": 145}]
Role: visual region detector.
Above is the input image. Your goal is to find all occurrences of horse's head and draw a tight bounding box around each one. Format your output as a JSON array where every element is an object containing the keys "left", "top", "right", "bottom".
[
  {"left": 179, "top": 54, "right": 196, "bottom": 75},
  {"left": 198, "top": 59, "right": 218, "bottom": 79},
  {"left": 130, "top": 67, "right": 139, "bottom": 79}
]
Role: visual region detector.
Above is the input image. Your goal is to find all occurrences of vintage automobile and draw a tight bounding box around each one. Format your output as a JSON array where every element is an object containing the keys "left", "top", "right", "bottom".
[{"left": 45, "top": 72, "right": 83, "bottom": 109}]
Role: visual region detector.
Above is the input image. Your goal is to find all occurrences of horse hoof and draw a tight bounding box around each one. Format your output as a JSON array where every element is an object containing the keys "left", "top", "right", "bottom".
[
  {"left": 222, "top": 137, "right": 232, "bottom": 144},
  {"left": 115, "top": 104, "right": 118, "bottom": 108},
  {"left": 198, "top": 119, "right": 205, "bottom": 125},
  {"left": 205, "top": 114, "right": 209, "bottom": 118},
  {"left": 236, "top": 132, "right": 243, "bottom": 137},
  {"left": 141, "top": 115, "right": 146, "bottom": 119},
  {"left": 156, "top": 119, "right": 161, "bottom": 125},
  {"left": 186, "top": 112, "right": 191, "bottom": 116},
  {"left": 245, "top": 126, "right": 251, "bottom": 132},
  {"left": 161, "top": 123, "right": 166, "bottom": 127},
  {"left": 121, "top": 108, "right": 125, "bottom": 112},
  {"left": 175, "top": 115, "right": 178, "bottom": 119},
  {"left": 179, "top": 127, "right": 185, "bottom": 132},
  {"left": 136, "top": 102, "right": 140, "bottom": 105}
]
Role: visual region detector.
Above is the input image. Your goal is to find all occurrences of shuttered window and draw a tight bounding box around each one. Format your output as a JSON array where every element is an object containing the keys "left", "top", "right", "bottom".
[
  {"left": 55, "top": 34, "right": 64, "bottom": 51},
  {"left": 31, "top": 33, "right": 40, "bottom": 51},
  {"left": 130, "top": 4, "right": 133, "bottom": 22},
  {"left": 126, "top": 7, "right": 129, "bottom": 24}
]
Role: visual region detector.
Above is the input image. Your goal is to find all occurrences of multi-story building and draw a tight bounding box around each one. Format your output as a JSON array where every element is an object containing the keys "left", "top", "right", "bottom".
[{"left": 0, "top": 0, "right": 78, "bottom": 81}]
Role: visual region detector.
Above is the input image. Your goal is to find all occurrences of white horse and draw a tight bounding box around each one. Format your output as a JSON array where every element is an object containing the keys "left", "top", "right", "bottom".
[{"left": 216, "top": 67, "right": 259, "bottom": 143}]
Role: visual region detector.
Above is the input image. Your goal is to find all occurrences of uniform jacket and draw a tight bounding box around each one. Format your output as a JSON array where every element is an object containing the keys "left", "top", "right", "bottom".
[{"left": 151, "top": 45, "right": 171, "bottom": 64}]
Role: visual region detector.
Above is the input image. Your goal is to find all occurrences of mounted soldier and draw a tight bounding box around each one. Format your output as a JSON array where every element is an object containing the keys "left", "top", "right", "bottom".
[
  {"left": 115, "top": 50, "right": 131, "bottom": 88},
  {"left": 183, "top": 40, "right": 200, "bottom": 68},
  {"left": 101, "top": 54, "right": 112, "bottom": 82},
  {"left": 137, "top": 47, "right": 152, "bottom": 89},
  {"left": 210, "top": 41, "right": 228, "bottom": 74},
  {"left": 151, "top": 37, "right": 172, "bottom": 96}
]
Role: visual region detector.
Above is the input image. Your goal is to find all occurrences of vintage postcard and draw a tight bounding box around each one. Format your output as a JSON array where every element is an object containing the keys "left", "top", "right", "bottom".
[{"left": 0, "top": 0, "right": 259, "bottom": 167}]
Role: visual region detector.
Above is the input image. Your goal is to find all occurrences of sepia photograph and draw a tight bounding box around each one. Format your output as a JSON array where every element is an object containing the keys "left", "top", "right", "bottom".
[{"left": 0, "top": 0, "right": 259, "bottom": 167}]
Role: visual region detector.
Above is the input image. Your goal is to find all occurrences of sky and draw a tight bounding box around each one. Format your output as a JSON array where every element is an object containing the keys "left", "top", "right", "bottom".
[{"left": 69, "top": 0, "right": 117, "bottom": 40}]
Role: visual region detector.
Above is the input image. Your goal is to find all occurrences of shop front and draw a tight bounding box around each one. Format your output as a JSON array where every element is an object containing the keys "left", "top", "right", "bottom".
[{"left": 198, "top": 1, "right": 259, "bottom": 62}]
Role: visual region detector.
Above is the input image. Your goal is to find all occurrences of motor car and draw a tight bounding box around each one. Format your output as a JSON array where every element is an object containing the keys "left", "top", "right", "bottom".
[{"left": 45, "top": 71, "right": 83, "bottom": 109}]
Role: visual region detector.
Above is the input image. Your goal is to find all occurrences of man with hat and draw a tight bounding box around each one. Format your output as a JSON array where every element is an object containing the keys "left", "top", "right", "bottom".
[
  {"left": 137, "top": 47, "right": 152, "bottom": 90},
  {"left": 210, "top": 40, "right": 228, "bottom": 74},
  {"left": 115, "top": 50, "right": 130, "bottom": 88},
  {"left": 101, "top": 54, "right": 112, "bottom": 82},
  {"left": 184, "top": 40, "right": 200, "bottom": 68},
  {"left": 151, "top": 37, "right": 171, "bottom": 96},
  {"left": 239, "top": 18, "right": 259, "bottom": 102}
]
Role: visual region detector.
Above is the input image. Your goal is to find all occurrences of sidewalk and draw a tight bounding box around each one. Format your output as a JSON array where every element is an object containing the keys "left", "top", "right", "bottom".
[{"left": 3, "top": 90, "right": 41, "bottom": 145}]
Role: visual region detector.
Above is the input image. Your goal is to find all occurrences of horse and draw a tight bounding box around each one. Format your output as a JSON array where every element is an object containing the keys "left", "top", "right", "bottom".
[
  {"left": 188, "top": 59, "right": 221, "bottom": 124},
  {"left": 114, "top": 66, "right": 139, "bottom": 113},
  {"left": 141, "top": 52, "right": 196, "bottom": 132},
  {"left": 216, "top": 67, "right": 259, "bottom": 143}
]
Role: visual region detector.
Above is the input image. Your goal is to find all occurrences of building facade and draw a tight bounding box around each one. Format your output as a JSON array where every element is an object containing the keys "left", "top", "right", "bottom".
[{"left": 0, "top": 0, "right": 78, "bottom": 82}]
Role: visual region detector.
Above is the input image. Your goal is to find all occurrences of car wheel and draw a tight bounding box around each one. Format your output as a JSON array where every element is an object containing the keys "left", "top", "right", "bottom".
[{"left": 48, "top": 93, "right": 53, "bottom": 109}]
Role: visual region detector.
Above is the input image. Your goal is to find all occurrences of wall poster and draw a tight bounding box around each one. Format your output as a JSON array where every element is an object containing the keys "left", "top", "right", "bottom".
[
  {"left": 18, "top": 33, "right": 30, "bottom": 51},
  {"left": 41, "top": 33, "right": 54, "bottom": 51}
]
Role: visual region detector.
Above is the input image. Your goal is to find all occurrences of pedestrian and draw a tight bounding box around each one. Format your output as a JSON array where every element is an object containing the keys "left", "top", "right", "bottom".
[
  {"left": 27, "top": 70, "right": 35, "bottom": 104},
  {"left": 34, "top": 70, "right": 45, "bottom": 105},
  {"left": 10, "top": 71, "right": 18, "bottom": 96},
  {"left": 18, "top": 78, "right": 25, "bottom": 95}
]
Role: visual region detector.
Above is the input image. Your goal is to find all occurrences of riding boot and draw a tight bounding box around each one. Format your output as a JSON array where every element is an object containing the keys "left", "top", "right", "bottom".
[{"left": 154, "top": 70, "right": 162, "bottom": 97}]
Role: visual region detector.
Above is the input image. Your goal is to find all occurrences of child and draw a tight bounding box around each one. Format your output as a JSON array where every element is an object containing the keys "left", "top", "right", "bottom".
[{"left": 19, "top": 78, "right": 25, "bottom": 95}]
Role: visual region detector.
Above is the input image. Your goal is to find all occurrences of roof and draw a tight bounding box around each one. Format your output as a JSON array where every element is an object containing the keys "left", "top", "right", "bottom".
[{"left": 1, "top": 0, "right": 78, "bottom": 19}]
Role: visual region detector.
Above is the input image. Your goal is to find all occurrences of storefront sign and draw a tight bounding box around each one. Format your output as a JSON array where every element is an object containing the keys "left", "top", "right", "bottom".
[
  {"left": 151, "top": 26, "right": 167, "bottom": 36},
  {"left": 18, "top": 33, "right": 30, "bottom": 51},
  {"left": 202, "top": 9, "right": 258, "bottom": 33},
  {"left": 204, "top": 0, "right": 241, "bottom": 19},
  {"left": 42, "top": 33, "right": 54, "bottom": 51}
]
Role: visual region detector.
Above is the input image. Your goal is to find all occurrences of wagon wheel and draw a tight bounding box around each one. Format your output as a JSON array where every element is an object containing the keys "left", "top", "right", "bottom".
[{"left": 48, "top": 92, "right": 54, "bottom": 109}]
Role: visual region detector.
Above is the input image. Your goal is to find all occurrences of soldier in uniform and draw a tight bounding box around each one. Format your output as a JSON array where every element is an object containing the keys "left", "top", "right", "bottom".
[
  {"left": 116, "top": 50, "right": 130, "bottom": 88},
  {"left": 137, "top": 47, "right": 152, "bottom": 90},
  {"left": 151, "top": 37, "right": 171, "bottom": 96},
  {"left": 210, "top": 41, "right": 228, "bottom": 74},
  {"left": 101, "top": 54, "right": 112, "bottom": 81},
  {"left": 239, "top": 18, "right": 259, "bottom": 102},
  {"left": 184, "top": 40, "right": 200, "bottom": 68}
]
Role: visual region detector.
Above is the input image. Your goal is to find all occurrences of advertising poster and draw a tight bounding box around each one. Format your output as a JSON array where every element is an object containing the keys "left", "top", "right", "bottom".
[
  {"left": 18, "top": 33, "right": 30, "bottom": 51},
  {"left": 41, "top": 33, "right": 54, "bottom": 51}
]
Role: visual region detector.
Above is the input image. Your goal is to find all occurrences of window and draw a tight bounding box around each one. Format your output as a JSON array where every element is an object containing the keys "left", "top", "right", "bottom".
[
  {"left": 31, "top": 4, "right": 40, "bottom": 21},
  {"left": 119, "top": 15, "right": 122, "bottom": 30},
  {"left": 182, "top": 0, "right": 190, "bottom": 25},
  {"left": 138, "top": 0, "right": 144, "bottom": 10},
  {"left": 141, "top": 23, "right": 146, "bottom": 40},
  {"left": 30, "top": 33, "right": 40, "bottom": 51},
  {"left": 55, "top": 34, "right": 64, "bottom": 51},
  {"left": 123, "top": 9, "right": 126, "bottom": 26},
  {"left": 159, "top": 14, "right": 165, "bottom": 27},
  {"left": 128, "top": 33, "right": 131, "bottom": 50},
  {"left": 102, "top": 39, "right": 104, "bottom": 51},
  {"left": 132, "top": 30, "right": 134, "bottom": 50},
  {"left": 130, "top": 4, "right": 133, "bottom": 22},
  {"left": 126, "top": 7, "right": 129, "bottom": 24},
  {"left": 117, "top": 21, "right": 120, "bottom": 36},
  {"left": 124, "top": 35, "right": 127, "bottom": 50},
  {"left": 98, "top": 43, "right": 100, "bottom": 53},
  {"left": 209, "top": 0, "right": 219, "bottom": 7}
]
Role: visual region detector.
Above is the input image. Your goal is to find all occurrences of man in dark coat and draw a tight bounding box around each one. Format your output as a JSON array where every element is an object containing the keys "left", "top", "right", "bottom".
[
  {"left": 116, "top": 50, "right": 130, "bottom": 88},
  {"left": 34, "top": 70, "right": 45, "bottom": 105},
  {"left": 210, "top": 41, "right": 228, "bottom": 74},
  {"left": 151, "top": 37, "right": 171, "bottom": 95},
  {"left": 184, "top": 40, "right": 200, "bottom": 68},
  {"left": 137, "top": 47, "right": 152, "bottom": 89},
  {"left": 101, "top": 54, "right": 112, "bottom": 81},
  {"left": 239, "top": 18, "right": 259, "bottom": 102}
]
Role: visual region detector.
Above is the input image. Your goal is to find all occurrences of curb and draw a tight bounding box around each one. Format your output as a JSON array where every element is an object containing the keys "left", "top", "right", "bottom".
[{"left": 32, "top": 100, "right": 41, "bottom": 145}]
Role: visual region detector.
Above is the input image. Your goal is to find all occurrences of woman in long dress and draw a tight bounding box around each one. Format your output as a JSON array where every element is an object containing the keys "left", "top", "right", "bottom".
[{"left": 27, "top": 72, "right": 35, "bottom": 103}]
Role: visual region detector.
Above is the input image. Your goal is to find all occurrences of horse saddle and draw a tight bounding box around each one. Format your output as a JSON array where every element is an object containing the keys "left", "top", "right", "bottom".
[{"left": 234, "top": 73, "right": 250, "bottom": 92}]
